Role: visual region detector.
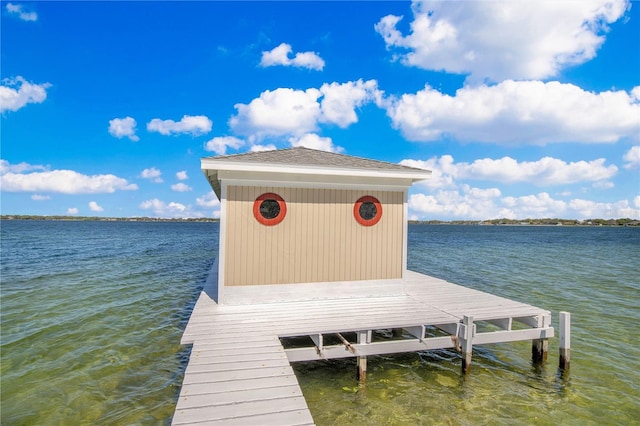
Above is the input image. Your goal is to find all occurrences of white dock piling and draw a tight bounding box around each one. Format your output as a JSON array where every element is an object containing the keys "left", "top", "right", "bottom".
[
  {"left": 357, "top": 330, "right": 371, "bottom": 384},
  {"left": 460, "top": 315, "right": 474, "bottom": 374},
  {"left": 559, "top": 311, "right": 571, "bottom": 370},
  {"left": 532, "top": 314, "right": 551, "bottom": 363}
]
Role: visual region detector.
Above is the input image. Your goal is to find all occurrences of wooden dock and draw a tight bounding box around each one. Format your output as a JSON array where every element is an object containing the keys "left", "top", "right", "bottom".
[{"left": 172, "top": 260, "right": 556, "bottom": 425}]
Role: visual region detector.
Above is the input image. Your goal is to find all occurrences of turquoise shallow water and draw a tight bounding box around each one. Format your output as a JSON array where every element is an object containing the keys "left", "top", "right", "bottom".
[{"left": 1, "top": 221, "right": 639, "bottom": 424}]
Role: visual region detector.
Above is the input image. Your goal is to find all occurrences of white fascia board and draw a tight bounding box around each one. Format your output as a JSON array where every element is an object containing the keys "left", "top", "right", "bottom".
[
  {"left": 201, "top": 158, "right": 431, "bottom": 183},
  {"left": 402, "top": 189, "right": 409, "bottom": 277},
  {"left": 217, "top": 170, "right": 414, "bottom": 191},
  {"left": 217, "top": 181, "right": 227, "bottom": 304}
]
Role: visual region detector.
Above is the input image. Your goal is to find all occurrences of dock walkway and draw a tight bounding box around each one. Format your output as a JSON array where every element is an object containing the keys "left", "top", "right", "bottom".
[{"left": 172, "top": 262, "right": 554, "bottom": 425}]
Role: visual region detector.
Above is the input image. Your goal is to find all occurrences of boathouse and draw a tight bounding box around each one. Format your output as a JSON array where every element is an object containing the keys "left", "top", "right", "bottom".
[
  {"left": 200, "top": 146, "right": 431, "bottom": 304},
  {"left": 173, "top": 147, "right": 570, "bottom": 425}
]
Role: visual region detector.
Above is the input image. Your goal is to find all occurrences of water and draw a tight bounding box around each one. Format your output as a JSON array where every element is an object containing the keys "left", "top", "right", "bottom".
[
  {"left": 1, "top": 221, "right": 639, "bottom": 424},
  {"left": 1, "top": 221, "right": 217, "bottom": 425}
]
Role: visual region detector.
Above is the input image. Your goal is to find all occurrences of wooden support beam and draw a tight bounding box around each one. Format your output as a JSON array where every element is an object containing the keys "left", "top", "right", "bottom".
[
  {"left": 559, "top": 311, "right": 571, "bottom": 370},
  {"left": 459, "top": 316, "right": 474, "bottom": 374}
]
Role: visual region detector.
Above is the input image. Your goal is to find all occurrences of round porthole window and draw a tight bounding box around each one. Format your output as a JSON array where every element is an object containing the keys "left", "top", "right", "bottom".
[
  {"left": 253, "top": 193, "right": 287, "bottom": 226},
  {"left": 354, "top": 195, "right": 382, "bottom": 226}
]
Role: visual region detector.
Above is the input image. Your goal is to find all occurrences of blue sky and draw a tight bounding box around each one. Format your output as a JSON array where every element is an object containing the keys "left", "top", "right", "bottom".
[{"left": 1, "top": 1, "right": 639, "bottom": 220}]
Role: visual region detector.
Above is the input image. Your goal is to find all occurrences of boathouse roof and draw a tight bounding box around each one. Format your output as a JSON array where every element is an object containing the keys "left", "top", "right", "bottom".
[{"left": 201, "top": 147, "right": 431, "bottom": 198}]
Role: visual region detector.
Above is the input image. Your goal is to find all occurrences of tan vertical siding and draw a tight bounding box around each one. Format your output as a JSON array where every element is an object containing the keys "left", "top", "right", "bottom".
[{"left": 224, "top": 186, "right": 404, "bottom": 286}]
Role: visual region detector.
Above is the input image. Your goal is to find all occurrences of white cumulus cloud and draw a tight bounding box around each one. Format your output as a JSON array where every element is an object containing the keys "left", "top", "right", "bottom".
[
  {"left": 176, "top": 171, "right": 188, "bottom": 180},
  {"left": 409, "top": 185, "right": 503, "bottom": 220},
  {"left": 31, "top": 194, "right": 51, "bottom": 201},
  {"left": 456, "top": 156, "right": 617, "bottom": 186},
  {"left": 108, "top": 117, "right": 139, "bottom": 141},
  {"left": 375, "top": 0, "right": 630, "bottom": 82},
  {"left": 196, "top": 192, "right": 221, "bottom": 218},
  {"left": 204, "top": 136, "right": 244, "bottom": 155},
  {"left": 319, "top": 80, "right": 381, "bottom": 128},
  {"left": 140, "top": 199, "right": 185, "bottom": 216},
  {"left": 171, "top": 183, "right": 192, "bottom": 192},
  {"left": 6, "top": 3, "right": 37, "bottom": 21},
  {"left": 567, "top": 198, "right": 638, "bottom": 219},
  {"left": 230, "top": 87, "right": 322, "bottom": 139},
  {"left": 140, "top": 198, "right": 204, "bottom": 218},
  {"left": 196, "top": 192, "right": 220, "bottom": 208},
  {"left": 89, "top": 201, "right": 104, "bottom": 212},
  {"left": 147, "top": 115, "right": 212, "bottom": 136},
  {"left": 501, "top": 192, "right": 567, "bottom": 217},
  {"left": 289, "top": 133, "right": 343, "bottom": 153},
  {"left": 1, "top": 159, "right": 47, "bottom": 174},
  {"left": 260, "top": 43, "right": 325, "bottom": 71},
  {"left": 408, "top": 188, "right": 640, "bottom": 221},
  {"left": 401, "top": 155, "right": 618, "bottom": 189},
  {"left": 0, "top": 76, "right": 51, "bottom": 113},
  {"left": 386, "top": 81, "right": 640, "bottom": 145},
  {"left": 140, "top": 167, "right": 163, "bottom": 183},
  {"left": 229, "top": 80, "right": 381, "bottom": 141},
  {"left": 67, "top": 207, "right": 79, "bottom": 215},
  {"left": 623, "top": 145, "right": 640, "bottom": 170},
  {"left": 249, "top": 144, "right": 277, "bottom": 152},
  {"left": 403, "top": 151, "right": 639, "bottom": 220},
  {"left": 0, "top": 161, "right": 138, "bottom": 194}
]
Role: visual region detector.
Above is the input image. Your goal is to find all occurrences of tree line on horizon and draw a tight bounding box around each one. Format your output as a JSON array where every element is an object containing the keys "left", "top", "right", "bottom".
[
  {"left": 0, "top": 215, "right": 219, "bottom": 223},
  {"left": 2, "top": 215, "right": 639, "bottom": 226},
  {"left": 410, "top": 218, "right": 640, "bottom": 226}
]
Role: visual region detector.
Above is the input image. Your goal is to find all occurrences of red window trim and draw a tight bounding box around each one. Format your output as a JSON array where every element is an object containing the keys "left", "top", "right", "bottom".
[
  {"left": 253, "top": 193, "right": 287, "bottom": 226},
  {"left": 354, "top": 195, "right": 382, "bottom": 226}
]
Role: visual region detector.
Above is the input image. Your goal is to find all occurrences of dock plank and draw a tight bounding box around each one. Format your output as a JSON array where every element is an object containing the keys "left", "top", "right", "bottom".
[
  {"left": 175, "top": 410, "right": 315, "bottom": 426},
  {"left": 188, "top": 352, "right": 289, "bottom": 366},
  {"left": 176, "top": 385, "right": 305, "bottom": 410},
  {"left": 173, "top": 397, "right": 313, "bottom": 425},
  {"left": 185, "top": 358, "right": 292, "bottom": 374},
  {"left": 181, "top": 366, "right": 295, "bottom": 385},
  {"left": 178, "top": 375, "right": 303, "bottom": 396}
]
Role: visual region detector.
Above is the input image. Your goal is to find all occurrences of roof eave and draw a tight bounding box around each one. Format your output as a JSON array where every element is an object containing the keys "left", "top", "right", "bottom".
[{"left": 200, "top": 158, "right": 432, "bottom": 182}]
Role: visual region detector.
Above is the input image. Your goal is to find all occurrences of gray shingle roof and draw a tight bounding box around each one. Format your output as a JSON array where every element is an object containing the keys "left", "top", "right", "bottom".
[{"left": 203, "top": 147, "right": 427, "bottom": 173}]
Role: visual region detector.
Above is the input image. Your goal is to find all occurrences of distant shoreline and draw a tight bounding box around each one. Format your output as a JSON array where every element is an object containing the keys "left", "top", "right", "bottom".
[
  {"left": 409, "top": 218, "right": 640, "bottom": 226},
  {"left": 2, "top": 215, "right": 638, "bottom": 226},
  {"left": 0, "top": 215, "right": 219, "bottom": 223}
]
